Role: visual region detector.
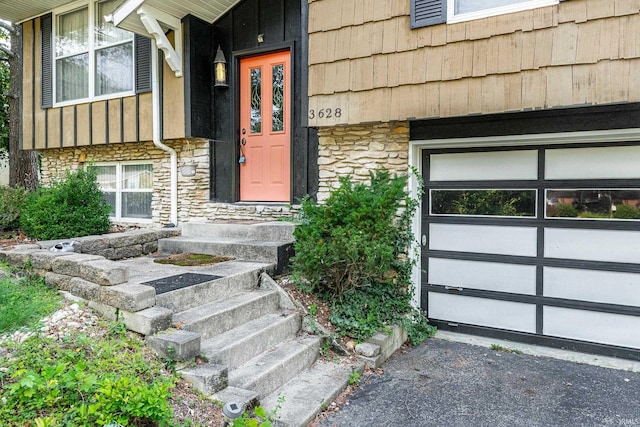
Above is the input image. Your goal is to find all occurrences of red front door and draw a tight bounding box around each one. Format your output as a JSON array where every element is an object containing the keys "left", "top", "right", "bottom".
[{"left": 239, "top": 51, "right": 291, "bottom": 201}]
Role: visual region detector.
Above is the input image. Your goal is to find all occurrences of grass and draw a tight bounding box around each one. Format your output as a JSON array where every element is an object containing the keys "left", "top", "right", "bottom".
[{"left": 0, "top": 272, "right": 62, "bottom": 334}]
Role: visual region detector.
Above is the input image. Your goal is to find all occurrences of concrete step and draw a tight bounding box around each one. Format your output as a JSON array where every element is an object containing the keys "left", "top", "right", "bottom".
[
  {"left": 261, "top": 359, "right": 365, "bottom": 427},
  {"left": 155, "top": 265, "right": 265, "bottom": 313},
  {"left": 182, "top": 221, "right": 296, "bottom": 241},
  {"left": 174, "top": 289, "right": 280, "bottom": 340},
  {"left": 158, "top": 236, "right": 292, "bottom": 274},
  {"left": 201, "top": 312, "right": 301, "bottom": 370},
  {"left": 228, "top": 335, "right": 321, "bottom": 399}
]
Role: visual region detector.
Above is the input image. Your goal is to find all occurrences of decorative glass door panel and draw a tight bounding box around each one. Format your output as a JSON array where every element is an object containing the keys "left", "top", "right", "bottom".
[{"left": 239, "top": 51, "right": 291, "bottom": 201}]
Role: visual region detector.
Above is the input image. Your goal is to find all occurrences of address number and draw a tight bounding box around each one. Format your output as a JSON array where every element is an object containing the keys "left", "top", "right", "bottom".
[{"left": 309, "top": 108, "right": 342, "bottom": 120}]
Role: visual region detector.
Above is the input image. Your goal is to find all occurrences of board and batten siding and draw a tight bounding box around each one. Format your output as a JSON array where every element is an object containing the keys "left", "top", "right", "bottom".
[
  {"left": 307, "top": 0, "right": 640, "bottom": 126},
  {"left": 20, "top": 15, "right": 186, "bottom": 150}
]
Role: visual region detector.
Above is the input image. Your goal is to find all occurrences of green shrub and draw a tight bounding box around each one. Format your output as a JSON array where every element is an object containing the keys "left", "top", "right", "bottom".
[
  {"left": 292, "top": 169, "right": 435, "bottom": 344},
  {"left": 614, "top": 204, "right": 640, "bottom": 220},
  {"left": 0, "top": 186, "right": 29, "bottom": 231},
  {"left": 20, "top": 167, "right": 111, "bottom": 240}
]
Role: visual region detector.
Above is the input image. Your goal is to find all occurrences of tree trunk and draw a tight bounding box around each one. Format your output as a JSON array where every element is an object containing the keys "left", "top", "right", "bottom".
[{"left": 8, "top": 26, "right": 38, "bottom": 190}]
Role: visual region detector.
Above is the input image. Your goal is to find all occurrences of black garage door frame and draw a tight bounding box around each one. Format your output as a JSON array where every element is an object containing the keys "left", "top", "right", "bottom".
[{"left": 410, "top": 103, "right": 640, "bottom": 361}]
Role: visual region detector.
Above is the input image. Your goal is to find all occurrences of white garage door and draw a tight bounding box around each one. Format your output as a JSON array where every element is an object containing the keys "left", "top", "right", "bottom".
[{"left": 422, "top": 144, "right": 640, "bottom": 358}]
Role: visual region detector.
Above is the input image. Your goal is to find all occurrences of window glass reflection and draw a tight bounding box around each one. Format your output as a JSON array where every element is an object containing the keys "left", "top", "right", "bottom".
[
  {"left": 546, "top": 190, "right": 640, "bottom": 220},
  {"left": 431, "top": 189, "right": 536, "bottom": 217}
]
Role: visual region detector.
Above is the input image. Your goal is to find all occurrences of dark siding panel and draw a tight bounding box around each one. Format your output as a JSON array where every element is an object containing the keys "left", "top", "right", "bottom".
[
  {"left": 135, "top": 34, "right": 152, "bottom": 93},
  {"left": 233, "top": 1, "right": 259, "bottom": 51},
  {"left": 212, "top": 16, "right": 235, "bottom": 202},
  {"left": 410, "top": 103, "right": 640, "bottom": 141},
  {"left": 183, "top": 15, "right": 213, "bottom": 139},
  {"left": 261, "top": 0, "right": 285, "bottom": 42},
  {"left": 41, "top": 13, "right": 52, "bottom": 109},
  {"left": 411, "top": 0, "right": 446, "bottom": 28}
]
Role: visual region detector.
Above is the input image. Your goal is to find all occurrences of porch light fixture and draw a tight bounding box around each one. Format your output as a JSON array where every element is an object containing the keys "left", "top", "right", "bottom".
[{"left": 214, "top": 46, "right": 228, "bottom": 88}]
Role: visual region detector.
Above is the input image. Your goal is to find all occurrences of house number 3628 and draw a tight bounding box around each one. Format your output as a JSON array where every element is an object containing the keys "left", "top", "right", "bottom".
[{"left": 308, "top": 108, "right": 342, "bottom": 120}]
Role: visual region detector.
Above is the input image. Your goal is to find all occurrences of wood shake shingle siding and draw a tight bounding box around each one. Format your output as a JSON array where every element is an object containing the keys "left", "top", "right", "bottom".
[{"left": 307, "top": 0, "right": 640, "bottom": 126}]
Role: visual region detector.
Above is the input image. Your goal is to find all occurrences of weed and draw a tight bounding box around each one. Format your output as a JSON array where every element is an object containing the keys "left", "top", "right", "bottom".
[
  {"left": 491, "top": 344, "right": 523, "bottom": 355},
  {"left": 349, "top": 369, "right": 361, "bottom": 386}
]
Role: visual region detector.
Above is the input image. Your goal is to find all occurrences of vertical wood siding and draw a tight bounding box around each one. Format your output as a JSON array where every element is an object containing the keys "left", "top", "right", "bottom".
[{"left": 20, "top": 17, "right": 186, "bottom": 150}]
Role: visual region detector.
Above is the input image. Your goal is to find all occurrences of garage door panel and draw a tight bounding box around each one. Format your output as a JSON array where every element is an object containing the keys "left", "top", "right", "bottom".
[
  {"left": 545, "top": 228, "right": 640, "bottom": 264},
  {"left": 544, "top": 267, "right": 640, "bottom": 306},
  {"left": 424, "top": 143, "right": 640, "bottom": 357},
  {"left": 430, "top": 150, "right": 538, "bottom": 181},
  {"left": 430, "top": 223, "right": 537, "bottom": 256},
  {"left": 544, "top": 307, "right": 640, "bottom": 349},
  {"left": 428, "top": 293, "right": 537, "bottom": 333},
  {"left": 546, "top": 146, "right": 640, "bottom": 180},
  {"left": 430, "top": 258, "right": 536, "bottom": 295}
]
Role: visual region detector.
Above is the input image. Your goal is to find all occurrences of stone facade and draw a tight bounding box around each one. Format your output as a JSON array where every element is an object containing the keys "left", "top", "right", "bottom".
[
  {"left": 40, "top": 138, "right": 295, "bottom": 226},
  {"left": 317, "top": 121, "right": 409, "bottom": 201}
]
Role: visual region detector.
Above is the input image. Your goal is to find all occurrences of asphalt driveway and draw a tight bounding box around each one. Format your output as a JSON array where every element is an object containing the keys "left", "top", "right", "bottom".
[{"left": 320, "top": 336, "right": 640, "bottom": 427}]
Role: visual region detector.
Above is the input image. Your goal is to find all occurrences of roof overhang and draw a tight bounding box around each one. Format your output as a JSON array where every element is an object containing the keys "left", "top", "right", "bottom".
[{"left": 0, "top": 0, "right": 239, "bottom": 25}]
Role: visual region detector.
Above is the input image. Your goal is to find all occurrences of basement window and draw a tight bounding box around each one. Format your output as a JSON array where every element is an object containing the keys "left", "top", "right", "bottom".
[{"left": 96, "top": 163, "right": 153, "bottom": 221}]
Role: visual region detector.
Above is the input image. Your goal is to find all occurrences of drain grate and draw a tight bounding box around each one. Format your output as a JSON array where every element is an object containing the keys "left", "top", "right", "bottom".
[{"left": 142, "top": 273, "right": 222, "bottom": 295}]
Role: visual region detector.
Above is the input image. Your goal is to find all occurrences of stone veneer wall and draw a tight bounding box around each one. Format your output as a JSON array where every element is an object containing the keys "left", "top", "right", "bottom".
[
  {"left": 40, "top": 139, "right": 295, "bottom": 226},
  {"left": 317, "top": 121, "right": 410, "bottom": 201}
]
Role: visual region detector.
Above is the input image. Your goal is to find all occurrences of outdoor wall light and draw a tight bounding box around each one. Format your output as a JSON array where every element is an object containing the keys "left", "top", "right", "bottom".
[
  {"left": 214, "top": 46, "right": 228, "bottom": 88},
  {"left": 257, "top": 34, "right": 264, "bottom": 44}
]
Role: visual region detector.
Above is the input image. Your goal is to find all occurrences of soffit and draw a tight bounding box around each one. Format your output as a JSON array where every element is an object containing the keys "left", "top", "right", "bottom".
[{"left": 0, "top": 0, "right": 239, "bottom": 24}]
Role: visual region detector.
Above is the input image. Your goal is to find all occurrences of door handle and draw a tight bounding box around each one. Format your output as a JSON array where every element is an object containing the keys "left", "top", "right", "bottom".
[{"left": 241, "top": 138, "right": 246, "bottom": 146}]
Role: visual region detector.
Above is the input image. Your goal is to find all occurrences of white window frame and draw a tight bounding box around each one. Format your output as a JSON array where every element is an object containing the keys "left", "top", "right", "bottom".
[
  {"left": 96, "top": 161, "right": 153, "bottom": 223},
  {"left": 52, "top": 0, "right": 135, "bottom": 107},
  {"left": 447, "top": 0, "right": 559, "bottom": 24}
]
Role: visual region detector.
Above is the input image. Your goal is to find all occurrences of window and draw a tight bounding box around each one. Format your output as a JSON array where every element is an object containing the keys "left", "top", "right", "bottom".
[
  {"left": 448, "top": 0, "right": 558, "bottom": 22},
  {"left": 54, "top": 0, "right": 134, "bottom": 105},
  {"left": 546, "top": 189, "right": 640, "bottom": 221},
  {"left": 96, "top": 163, "right": 153, "bottom": 221},
  {"left": 431, "top": 189, "right": 537, "bottom": 217},
  {"left": 411, "top": 0, "right": 560, "bottom": 28}
]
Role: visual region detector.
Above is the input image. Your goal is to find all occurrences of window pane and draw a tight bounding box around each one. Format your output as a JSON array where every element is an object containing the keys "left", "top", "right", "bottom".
[
  {"left": 56, "top": 7, "right": 88, "bottom": 57},
  {"left": 546, "top": 189, "right": 640, "bottom": 220},
  {"left": 250, "top": 68, "right": 262, "bottom": 133},
  {"left": 95, "top": 0, "right": 133, "bottom": 48},
  {"left": 102, "top": 191, "right": 116, "bottom": 216},
  {"left": 56, "top": 53, "right": 89, "bottom": 102},
  {"left": 123, "top": 164, "right": 153, "bottom": 190},
  {"left": 272, "top": 64, "right": 284, "bottom": 132},
  {"left": 95, "top": 43, "right": 133, "bottom": 96},
  {"left": 455, "top": 0, "right": 535, "bottom": 14},
  {"left": 431, "top": 189, "right": 536, "bottom": 217},
  {"left": 95, "top": 165, "right": 117, "bottom": 190},
  {"left": 122, "top": 192, "right": 152, "bottom": 218}
]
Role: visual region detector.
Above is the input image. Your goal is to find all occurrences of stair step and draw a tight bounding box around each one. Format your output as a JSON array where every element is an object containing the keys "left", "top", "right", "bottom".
[
  {"left": 155, "top": 265, "right": 265, "bottom": 312},
  {"left": 261, "top": 359, "right": 365, "bottom": 427},
  {"left": 182, "top": 221, "right": 295, "bottom": 241},
  {"left": 229, "top": 335, "right": 321, "bottom": 399},
  {"left": 159, "top": 236, "right": 290, "bottom": 263},
  {"left": 201, "top": 312, "right": 301, "bottom": 369},
  {"left": 174, "top": 289, "right": 280, "bottom": 339},
  {"left": 158, "top": 236, "right": 293, "bottom": 274}
]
